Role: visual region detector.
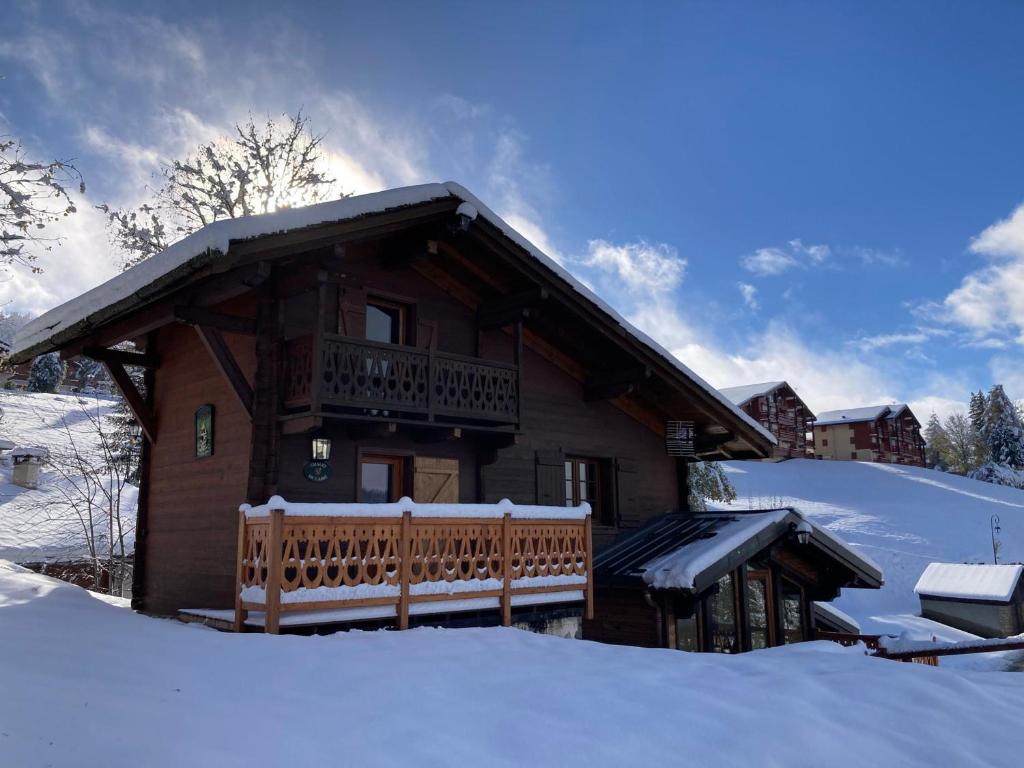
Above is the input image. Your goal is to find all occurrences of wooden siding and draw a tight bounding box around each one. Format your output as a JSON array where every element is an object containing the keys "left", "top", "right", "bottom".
[
  {"left": 582, "top": 586, "right": 663, "bottom": 648},
  {"left": 141, "top": 296, "right": 257, "bottom": 614}
]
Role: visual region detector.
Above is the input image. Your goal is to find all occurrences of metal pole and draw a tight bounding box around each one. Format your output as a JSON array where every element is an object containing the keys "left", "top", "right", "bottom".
[{"left": 991, "top": 514, "right": 1002, "bottom": 565}]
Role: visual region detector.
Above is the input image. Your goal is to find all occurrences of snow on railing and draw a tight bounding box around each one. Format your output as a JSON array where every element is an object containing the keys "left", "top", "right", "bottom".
[
  {"left": 234, "top": 498, "right": 593, "bottom": 634},
  {"left": 240, "top": 495, "right": 592, "bottom": 520}
]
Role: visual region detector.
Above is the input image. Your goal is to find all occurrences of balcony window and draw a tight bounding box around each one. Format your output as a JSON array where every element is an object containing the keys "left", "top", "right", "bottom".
[
  {"left": 564, "top": 457, "right": 609, "bottom": 524},
  {"left": 366, "top": 299, "right": 406, "bottom": 345}
]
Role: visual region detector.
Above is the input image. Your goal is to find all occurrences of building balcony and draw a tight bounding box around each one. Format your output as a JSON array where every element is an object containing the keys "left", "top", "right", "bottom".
[
  {"left": 233, "top": 498, "right": 594, "bottom": 633},
  {"left": 283, "top": 334, "right": 520, "bottom": 430}
]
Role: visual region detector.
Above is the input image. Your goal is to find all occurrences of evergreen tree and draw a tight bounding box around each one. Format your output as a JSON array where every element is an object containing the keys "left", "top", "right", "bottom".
[
  {"left": 983, "top": 384, "right": 1024, "bottom": 467},
  {"left": 687, "top": 461, "right": 737, "bottom": 511},
  {"left": 923, "top": 413, "right": 950, "bottom": 470},
  {"left": 969, "top": 389, "right": 989, "bottom": 465},
  {"left": 26, "top": 352, "right": 66, "bottom": 393},
  {"left": 104, "top": 357, "right": 145, "bottom": 485}
]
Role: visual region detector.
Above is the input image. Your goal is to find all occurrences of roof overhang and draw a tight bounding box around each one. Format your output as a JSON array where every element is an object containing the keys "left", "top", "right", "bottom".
[{"left": 11, "top": 181, "right": 775, "bottom": 457}]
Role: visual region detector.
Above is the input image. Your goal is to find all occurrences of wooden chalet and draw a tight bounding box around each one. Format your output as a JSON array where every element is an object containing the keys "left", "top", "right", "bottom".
[
  {"left": 812, "top": 404, "right": 925, "bottom": 466},
  {"left": 584, "top": 508, "right": 882, "bottom": 653},
  {"left": 718, "top": 381, "right": 815, "bottom": 459},
  {"left": 8, "top": 182, "right": 777, "bottom": 635}
]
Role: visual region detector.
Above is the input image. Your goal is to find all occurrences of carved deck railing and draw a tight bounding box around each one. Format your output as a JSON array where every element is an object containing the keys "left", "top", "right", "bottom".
[
  {"left": 284, "top": 334, "right": 520, "bottom": 427},
  {"left": 235, "top": 497, "right": 593, "bottom": 633}
]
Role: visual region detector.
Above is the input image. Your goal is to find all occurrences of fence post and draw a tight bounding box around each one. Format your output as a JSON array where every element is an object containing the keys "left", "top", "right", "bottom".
[
  {"left": 399, "top": 510, "right": 412, "bottom": 630},
  {"left": 584, "top": 512, "right": 594, "bottom": 621},
  {"left": 265, "top": 508, "right": 284, "bottom": 635},
  {"left": 502, "top": 512, "right": 513, "bottom": 626},
  {"left": 233, "top": 509, "right": 247, "bottom": 632}
]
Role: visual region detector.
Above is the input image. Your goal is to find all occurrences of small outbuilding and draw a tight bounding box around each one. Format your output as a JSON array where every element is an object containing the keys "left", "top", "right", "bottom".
[
  {"left": 583, "top": 508, "right": 882, "bottom": 653},
  {"left": 914, "top": 562, "right": 1024, "bottom": 638}
]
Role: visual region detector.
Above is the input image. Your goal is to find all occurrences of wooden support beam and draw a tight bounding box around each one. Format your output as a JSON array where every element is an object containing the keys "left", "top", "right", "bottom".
[
  {"left": 584, "top": 366, "right": 652, "bottom": 402},
  {"left": 82, "top": 346, "right": 160, "bottom": 369},
  {"left": 192, "top": 324, "right": 254, "bottom": 418},
  {"left": 478, "top": 287, "right": 549, "bottom": 330},
  {"left": 412, "top": 426, "right": 462, "bottom": 444},
  {"left": 346, "top": 421, "right": 398, "bottom": 440},
  {"left": 98, "top": 357, "right": 157, "bottom": 443},
  {"left": 175, "top": 306, "right": 257, "bottom": 336}
]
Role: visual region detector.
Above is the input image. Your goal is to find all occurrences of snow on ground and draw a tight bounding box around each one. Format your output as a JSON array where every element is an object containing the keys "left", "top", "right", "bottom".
[
  {"left": 719, "top": 458, "right": 1024, "bottom": 669},
  {"left": 2, "top": 561, "right": 1023, "bottom": 767},
  {"left": 0, "top": 391, "right": 137, "bottom": 561}
]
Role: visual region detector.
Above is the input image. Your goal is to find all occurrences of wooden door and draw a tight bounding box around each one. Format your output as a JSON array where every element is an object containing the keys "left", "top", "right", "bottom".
[{"left": 413, "top": 457, "right": 460, "bottom": 502}]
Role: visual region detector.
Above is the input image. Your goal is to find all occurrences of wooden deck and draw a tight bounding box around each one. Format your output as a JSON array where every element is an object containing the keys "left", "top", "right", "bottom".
[{"left": 235, "top": 502, "right": 593, "bottom": 633}]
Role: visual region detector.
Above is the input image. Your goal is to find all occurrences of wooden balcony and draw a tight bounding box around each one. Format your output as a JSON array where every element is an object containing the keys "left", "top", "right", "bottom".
[
  {"left": 283, "top": 334, "right": 520, "bottom": 429},
  {"left": 234, "top": 500, "right": 593, "bottom": 633}
]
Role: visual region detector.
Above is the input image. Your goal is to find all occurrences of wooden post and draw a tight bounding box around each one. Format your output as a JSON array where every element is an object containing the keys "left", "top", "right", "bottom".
[
  {"left": 264, "top": 508, "right": 284, "bottom": 635},
  {"left": 399, "top": 510, "right": 412, "bottom": 630},
  {"left": 584, "top": 513, "right": 594, "bottom": 621},
  {"left": 513, "top": 320, "right": 523, "bottom": 429},
  {"left": 502, "top": 512, "right": 512, "bottom": 626},
  {"left": 233, "top": 509, "right": 248, "bottom": 632}
]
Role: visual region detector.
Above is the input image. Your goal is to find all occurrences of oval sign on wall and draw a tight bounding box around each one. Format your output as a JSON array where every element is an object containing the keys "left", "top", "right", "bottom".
[{"left": 303, "top": 460, "right": 331, "bottom": 482}]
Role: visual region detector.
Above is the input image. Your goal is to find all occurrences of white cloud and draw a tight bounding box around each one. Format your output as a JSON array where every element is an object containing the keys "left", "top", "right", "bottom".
[
  {"left": 737, "top": 282, "right": 759, "bottom": 310},
  {"left": 849, "top": 327, "right": 951, "bottom": 353},
  {"left": 583, "top": 240, "right": 685, "bottom": 293},
  {"left": 741, "top": 246, "right": 802, "bottom": 276},
  {"left": 941, "top": 202, "right": 1024, "bottom": 342}
]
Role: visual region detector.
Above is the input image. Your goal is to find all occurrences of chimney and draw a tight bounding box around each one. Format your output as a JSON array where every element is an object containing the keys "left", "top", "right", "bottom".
[{"left": 11, "top": 447, "right": 48, "bottom": 490}]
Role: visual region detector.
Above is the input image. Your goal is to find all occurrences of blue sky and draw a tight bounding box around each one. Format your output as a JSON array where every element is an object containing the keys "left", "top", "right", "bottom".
[{"left": 3, "top": 0, "right": 1024, "bottom": 418}]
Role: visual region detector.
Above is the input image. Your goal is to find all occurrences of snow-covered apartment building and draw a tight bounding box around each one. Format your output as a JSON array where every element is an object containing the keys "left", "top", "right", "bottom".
[
  {"left": 812, "top": 404, "right": 926, "bottom": 467},
  {"left": 8, "top": 182, "right": 880, "bottom": 651},
  {"left": 718, "top": 381, "right": 815, "bottom": 460}
]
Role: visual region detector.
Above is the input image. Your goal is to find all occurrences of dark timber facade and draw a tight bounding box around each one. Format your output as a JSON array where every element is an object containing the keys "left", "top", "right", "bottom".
[{"left": 10, "top": 185, "right": 774, "bottom": 617}]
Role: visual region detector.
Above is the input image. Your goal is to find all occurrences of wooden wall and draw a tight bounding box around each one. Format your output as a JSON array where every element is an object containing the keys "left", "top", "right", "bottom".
[{"left": 141, "top": 295, "right": 257, "bottom": 614}]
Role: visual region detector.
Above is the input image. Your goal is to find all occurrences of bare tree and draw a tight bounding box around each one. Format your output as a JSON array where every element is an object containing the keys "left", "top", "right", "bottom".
[
  {"left": 12, "top": 396, "right": 136, "bottom": 595},
  {"left": 942, "top": 412, "right": 977, "bottom": 476},
  {"left": 100, "top": 112, "right": 345, "bottom": 269},
  {"left": 1, "top": 137, "right": 84, "bottom": 273}
]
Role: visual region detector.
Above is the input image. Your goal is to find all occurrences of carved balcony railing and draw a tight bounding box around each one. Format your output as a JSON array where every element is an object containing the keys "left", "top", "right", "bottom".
[
  {"left": 234, "top": 498, "right": 593, "bottom": 633},
  {"left": 284, "top": 334, "right": 519, "bottom": 427}
]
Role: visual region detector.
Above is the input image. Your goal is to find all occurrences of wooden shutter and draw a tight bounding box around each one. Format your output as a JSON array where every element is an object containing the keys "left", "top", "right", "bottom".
[
  {"left": 338, "top": 285, "right": 367, "bottom": 337},
  {"left": 416, "top": 319, "right": 438, "bottom": 350},
  {"left": 413, "top": 457, "right": 460, "bottom": 503},
  {"left": 615, "top": 457, "right": 638, "bottom": 526},
  {"left": 535, "top": 449, "right": 566, "bottom": 506}
]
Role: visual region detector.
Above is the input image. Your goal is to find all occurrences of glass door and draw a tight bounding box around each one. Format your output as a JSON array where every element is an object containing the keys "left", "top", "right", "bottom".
[{"left": 746, "top": 570, "right": 774, "bottom": 650}]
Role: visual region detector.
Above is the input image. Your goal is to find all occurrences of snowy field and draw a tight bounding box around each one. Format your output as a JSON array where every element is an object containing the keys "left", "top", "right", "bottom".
[
  {"left": 721, "top": 459, "right": 1024, "bottom": 665},
  {"left": 1, "top": 561, "right": 1023, "bottom": 767},
  {"left": 0, "top": 391, "right": 137, "bottom": 562}
]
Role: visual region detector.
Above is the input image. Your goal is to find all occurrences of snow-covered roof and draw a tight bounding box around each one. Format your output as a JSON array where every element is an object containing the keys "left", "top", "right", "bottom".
[
  {"left": 718, "top": 381, "right": 785, "bottom": 407},
  {"left": 812, "top": 601, "right": 861, "bottom": 634},
  {"left": 813, "top": 405, "right": 892, "bottom": 426},
  {"left": 10, "top": 181, "right": 775, "bottom": 450},
  {"left": 914, "top": 562, "right": 1024, "bottom": 603},
  {"left": 594, "top": 507, "right": 882, "bottom": 593},
  {"left": 642, "top": 510, "right": 790, "bottom": 590}
]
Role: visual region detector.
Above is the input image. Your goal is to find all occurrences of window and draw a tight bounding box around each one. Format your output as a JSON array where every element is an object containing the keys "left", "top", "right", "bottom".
[
  {"left": 706, "top": 572, "right": 740, "bottom": 653},
  {"left": 781, "top": 579, "right": 805, "bottom": 644},
  {"left": 821, "top": 438, "right": 828, "bottom": 447},
  {"left": 366, "top": 298, "right": 406, "bottom": 344},
  {"left": 564, "top": 457, "right": 608, "bottom": 524},
  {"left": 359, "top": 454, "right": 406, "bottom": 503},
  {"left": 850, "top": 452, "right": 857, "bottom": 460},
  {"left": 746, "top": 570, "right": 773, "bottom": 650}
]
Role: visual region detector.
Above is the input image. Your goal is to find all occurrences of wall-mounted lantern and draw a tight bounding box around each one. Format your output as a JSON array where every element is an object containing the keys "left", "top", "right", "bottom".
[
  {"left": 311, "top": 435, "right": 332, "bottom": 461},
  {"left": 304, "top": 432, "right": 332, "bottom": 483},
  {"left": 791, "top": 520, "right": 813, "bottom": 546}
]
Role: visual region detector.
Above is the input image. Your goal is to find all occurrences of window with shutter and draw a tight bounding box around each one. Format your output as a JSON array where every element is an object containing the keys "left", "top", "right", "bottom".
[
  {"left": 413, "top": 456, "right": 460, "bottom": 502},
  {"left": 534, "top": 449, "right": 565, "bottom": 506}
]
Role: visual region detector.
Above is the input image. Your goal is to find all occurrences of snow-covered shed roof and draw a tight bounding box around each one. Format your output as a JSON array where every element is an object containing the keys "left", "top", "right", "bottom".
[
  {"left": 10, "top": 181, "right": 775, "bottom": 449},
  {"left": 592, "top": 508, "right": 882, "bottom": 593},
  {"left": 718, "top": 381, "right": 785, "bottom": 407},
  {"left": 813, "top": 405, "right": 892, "bottom": 427},
  {"left": 914, "top": 563, "right": 1024, "bottom": 603}
]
